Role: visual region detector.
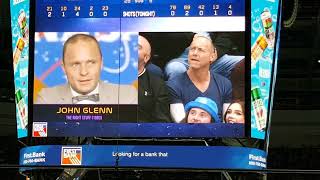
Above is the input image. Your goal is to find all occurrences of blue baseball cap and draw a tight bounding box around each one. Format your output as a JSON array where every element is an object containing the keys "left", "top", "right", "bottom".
[{"left": 185, "top": 97, "right": 221, "bottom": 123}]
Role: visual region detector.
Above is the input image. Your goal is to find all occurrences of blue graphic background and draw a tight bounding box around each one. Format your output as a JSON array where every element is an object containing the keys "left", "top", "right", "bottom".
[
  {"left": 10, "top": 0, "right": 30, "bottom": 138},
  {"left": 251, "top": 0, "right": 280, "bottom": 139},
  {"left": 46, "top": 122, "right": 244, "bottom": 137}
]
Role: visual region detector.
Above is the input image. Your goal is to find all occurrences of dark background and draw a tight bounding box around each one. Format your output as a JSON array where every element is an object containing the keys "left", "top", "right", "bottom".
[
  {"left": 140, "top": 32, "right": 245, "bottom": 69},
  {"left": 0, "top": 0, "right": 320, "bottom": 179}
]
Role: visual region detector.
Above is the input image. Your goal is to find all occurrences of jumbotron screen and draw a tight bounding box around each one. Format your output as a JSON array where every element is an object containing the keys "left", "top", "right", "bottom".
[{"left": 32, "top": 0, "right": 247, "bottom": 138}]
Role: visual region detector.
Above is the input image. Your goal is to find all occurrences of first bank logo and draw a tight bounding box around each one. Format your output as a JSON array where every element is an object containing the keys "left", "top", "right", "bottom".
[
  {"left": 32, "top": 122, "right": 47, "bottom": 137},
  {"left": 61, "top": 147, "right": 82, "bottom": 165}
]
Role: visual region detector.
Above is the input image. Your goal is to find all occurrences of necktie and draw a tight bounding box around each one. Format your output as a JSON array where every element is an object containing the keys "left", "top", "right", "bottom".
[{"left": 72, "top": 94, "right": 99, "bottom": 104}]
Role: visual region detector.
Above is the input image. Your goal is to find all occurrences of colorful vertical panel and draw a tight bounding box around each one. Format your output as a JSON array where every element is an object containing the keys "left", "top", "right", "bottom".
[
  {"left": 251, "top": 0, "right": 280, "bottom": 139},
  {"left": 10, "top": 0, "right": 30, "bottom": 138}
]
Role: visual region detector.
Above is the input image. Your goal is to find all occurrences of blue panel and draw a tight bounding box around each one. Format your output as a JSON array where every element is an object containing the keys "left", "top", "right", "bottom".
[
  {"left": 46, "top": 122, "right": 244, "bottom": 137},
  {"left": 20, "top": 145, "right": 266, "bottom": 169}
]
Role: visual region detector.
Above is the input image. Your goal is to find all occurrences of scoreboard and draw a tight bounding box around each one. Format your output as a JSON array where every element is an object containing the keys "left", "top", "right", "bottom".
[
  {"left": 39, "top": 0, "right": 244, "bottom": 18},
  {"left": 35, "top": 0, "right": 245, "bottom": 32}
]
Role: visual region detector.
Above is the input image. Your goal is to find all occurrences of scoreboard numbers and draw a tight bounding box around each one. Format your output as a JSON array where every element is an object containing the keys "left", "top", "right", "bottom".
[
  {"left": 46, "top": 6, "right": 52, "bottom": 18},
  {"left": 44, "top": 2, "right": 238, "bottom": 18}
]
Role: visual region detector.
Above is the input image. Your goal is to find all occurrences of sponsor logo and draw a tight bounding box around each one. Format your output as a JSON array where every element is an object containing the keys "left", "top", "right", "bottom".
[
  {"left": 32, "top": 122, "right": 47, "bottom": 137},
  {"left": 61, "top": 147, "right": 82, "bottom": 165}
]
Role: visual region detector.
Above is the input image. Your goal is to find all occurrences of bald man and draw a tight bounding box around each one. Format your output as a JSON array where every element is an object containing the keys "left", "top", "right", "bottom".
[
  {"left": 167, "top": 33, "right": 232, "bottom": 123},
  {"left": 138, "top": 34, "right": 164, "bottom": 79},
  {"left": 137, "top": 35, "right": 171, "bottom": 122}
]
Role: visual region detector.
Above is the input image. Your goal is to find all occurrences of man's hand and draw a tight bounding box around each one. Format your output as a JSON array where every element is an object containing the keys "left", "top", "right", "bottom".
[{"left": 170, "top": 103, "right": 186, "bottom": 123}]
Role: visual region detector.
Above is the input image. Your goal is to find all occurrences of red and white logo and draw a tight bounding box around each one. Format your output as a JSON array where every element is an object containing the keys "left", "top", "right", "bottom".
[
  {"left": 61, "top": 147, "right": 82, "bottom": 165},
  {"left": 32, "top": 122, "right": 47, "bottom": 137}
]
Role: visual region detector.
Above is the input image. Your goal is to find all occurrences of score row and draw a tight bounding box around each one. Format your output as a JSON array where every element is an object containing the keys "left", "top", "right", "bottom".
[{"left": 45, "top": 4, "right": 235, "bottom": 18}]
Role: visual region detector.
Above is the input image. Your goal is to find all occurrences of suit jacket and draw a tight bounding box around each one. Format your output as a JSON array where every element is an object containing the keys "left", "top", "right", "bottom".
[
  {"left": 138, "top": 69, "right": 172, "bottom": 122},
  {"left": 35, "top": 81, "right": 137, "bottom": 104}
]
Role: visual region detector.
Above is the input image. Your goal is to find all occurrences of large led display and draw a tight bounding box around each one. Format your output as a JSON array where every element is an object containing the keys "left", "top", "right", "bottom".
[
  {"left": 32, "top": 0, "right": 247, "bottom": 138},
  {"left": 18, "top": 0, "right": 284, "bottom": 172}
]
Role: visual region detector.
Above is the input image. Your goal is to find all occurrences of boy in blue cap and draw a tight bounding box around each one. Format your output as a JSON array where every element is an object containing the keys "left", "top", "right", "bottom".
[{"left": 185, "top": 97, "right": 221, "bottom": 123}]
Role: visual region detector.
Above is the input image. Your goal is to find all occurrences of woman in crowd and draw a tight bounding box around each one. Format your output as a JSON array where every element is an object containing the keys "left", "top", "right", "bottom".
[{"left": 224, "top": 101, "right": 245, "bottom": 124}]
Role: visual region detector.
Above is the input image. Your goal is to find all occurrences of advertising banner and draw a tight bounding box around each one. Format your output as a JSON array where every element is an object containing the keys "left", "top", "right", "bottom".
[
  {"left": 251, "top": 0, "right": 280, "bottom": 139},
  {"left": 10, "top": 0, "right": 30, "bottom": 138},
  {"left": 20, "top": 145, "right": 266, "bottom": 170}
]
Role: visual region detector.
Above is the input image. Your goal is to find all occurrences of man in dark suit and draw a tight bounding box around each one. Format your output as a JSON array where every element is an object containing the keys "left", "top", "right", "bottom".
[
  {"left": 137, "top": 35, "right": 171, "bottom": 122},
  {"left": 35, "top": 34, "right": 137, "bottom": 104}
]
